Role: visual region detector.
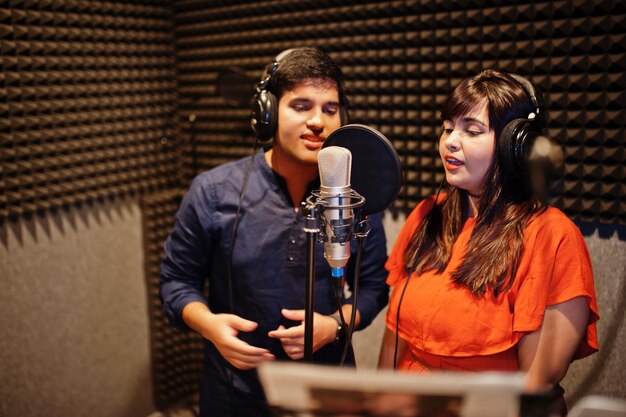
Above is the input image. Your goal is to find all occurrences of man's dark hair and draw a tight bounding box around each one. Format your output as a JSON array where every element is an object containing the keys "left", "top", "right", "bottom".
[{"left": 265, "top": 47, "right": 348, "bottom": 109}]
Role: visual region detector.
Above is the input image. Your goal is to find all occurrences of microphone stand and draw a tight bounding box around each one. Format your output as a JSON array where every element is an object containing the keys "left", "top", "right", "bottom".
[
  {"left": 301, "top": 191, "right": 366, "bottom": 363},
  {"left": 302, "top": 201, "right": 323, "bottom": 363}
]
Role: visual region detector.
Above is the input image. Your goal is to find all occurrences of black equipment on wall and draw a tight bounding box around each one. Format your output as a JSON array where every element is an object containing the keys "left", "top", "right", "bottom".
[
  {"left": 498, "top": 73, "right": 549, "bottom": 178},
  {"left": 216, "top": 67, "right": 255, "bottom": 108}
]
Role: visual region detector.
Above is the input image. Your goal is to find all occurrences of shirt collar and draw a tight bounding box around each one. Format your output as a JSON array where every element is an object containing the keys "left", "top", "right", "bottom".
[{"left": 255, "top": 149, "right": 320, "bottom": 204}]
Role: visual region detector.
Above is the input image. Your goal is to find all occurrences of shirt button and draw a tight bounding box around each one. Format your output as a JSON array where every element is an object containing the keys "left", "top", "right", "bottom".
[
  {"left": 291, "top": 239, "right": 296, "bottom": 244},
  {"left": 288, "top": 256, "right": 294, "bottom": 261}
]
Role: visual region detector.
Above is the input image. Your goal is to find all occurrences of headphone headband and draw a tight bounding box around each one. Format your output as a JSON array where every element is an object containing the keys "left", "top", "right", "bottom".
[
  {"left": 498, "top": 73, "right": 548, "bottom": 178},
  {"left": 250, "top": 48, "right": 348, "bottom": 143},
  {"left": 256, "top": 51, "right": 291, "bottom": 94},
  {"left": 508, "top": 73, "right": 545, "bottom": 128}
]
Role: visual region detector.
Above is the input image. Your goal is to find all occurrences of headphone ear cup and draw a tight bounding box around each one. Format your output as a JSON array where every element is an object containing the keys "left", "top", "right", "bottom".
[
  {"left": 498, "top": 118, "right": 534, "bottom": 178},
  {"left": 250, "top": 89, "right": 278, "bottom": 143}
]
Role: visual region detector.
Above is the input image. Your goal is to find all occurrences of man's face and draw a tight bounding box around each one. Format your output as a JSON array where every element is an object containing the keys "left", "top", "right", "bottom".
[{"left": 272, "top": 80, "right": 342, "bottom": 167}]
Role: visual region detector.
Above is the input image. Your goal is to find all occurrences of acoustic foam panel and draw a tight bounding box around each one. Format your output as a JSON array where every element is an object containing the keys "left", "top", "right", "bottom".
[{"left": 0, "top": 1, "right": 179, "bottom": 219}]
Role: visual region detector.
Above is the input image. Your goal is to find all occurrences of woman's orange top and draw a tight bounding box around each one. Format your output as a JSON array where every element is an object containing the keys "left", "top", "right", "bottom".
[{"left": 385, "top": 196, "right": 599, "bottom": 372}]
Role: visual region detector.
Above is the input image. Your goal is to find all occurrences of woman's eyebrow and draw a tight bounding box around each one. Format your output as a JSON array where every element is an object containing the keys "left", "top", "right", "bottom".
[{"left": 462, "top": 117, "right": 487, "bottom": 126}]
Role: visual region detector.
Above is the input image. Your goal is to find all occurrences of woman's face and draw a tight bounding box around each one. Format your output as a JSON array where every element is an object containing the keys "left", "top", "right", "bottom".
[{"left": 439, "top": 100, "right": 496, "bottom": 196}]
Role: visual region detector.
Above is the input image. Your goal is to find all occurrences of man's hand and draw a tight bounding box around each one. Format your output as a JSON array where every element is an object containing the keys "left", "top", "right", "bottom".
[
  {"left": 267, "top": 309, "right": 337, "bottom": 360},
  {"left": 182, "top": 302, "right": 275, "bottom": 370}
]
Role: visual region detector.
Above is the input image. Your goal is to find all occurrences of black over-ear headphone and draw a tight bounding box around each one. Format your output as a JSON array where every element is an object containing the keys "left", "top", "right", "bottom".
[
  {"left": 250, "top": 48, "right": 348, "bottom": 143},
  {"left": 498, "top": 74, "right": 547, "bottom": 178}
]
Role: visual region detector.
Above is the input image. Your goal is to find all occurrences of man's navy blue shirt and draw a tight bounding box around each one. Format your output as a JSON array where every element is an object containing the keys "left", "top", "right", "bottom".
[{"left": 160, "top": 150, "right": 389, "bottom": 416}]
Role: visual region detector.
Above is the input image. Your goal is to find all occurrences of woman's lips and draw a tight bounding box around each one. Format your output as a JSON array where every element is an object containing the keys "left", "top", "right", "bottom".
[{"left": 444, "top": 154, "right": 463, "bottom": 170}]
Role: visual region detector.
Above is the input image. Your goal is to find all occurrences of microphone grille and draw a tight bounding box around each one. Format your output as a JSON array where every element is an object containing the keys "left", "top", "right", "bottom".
[{"left": 318, "top": 146, "right": 352, "bottom": 187}]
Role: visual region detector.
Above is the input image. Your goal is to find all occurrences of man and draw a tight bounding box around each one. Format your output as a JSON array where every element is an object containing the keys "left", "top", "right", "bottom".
[{"left": 160, "top": 47, "right": 389, "bottom": 417}]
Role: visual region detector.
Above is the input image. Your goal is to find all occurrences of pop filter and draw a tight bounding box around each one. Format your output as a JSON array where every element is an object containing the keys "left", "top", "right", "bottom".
[{"left": 322, "top": 124, "right": 402, "bottom": 215}]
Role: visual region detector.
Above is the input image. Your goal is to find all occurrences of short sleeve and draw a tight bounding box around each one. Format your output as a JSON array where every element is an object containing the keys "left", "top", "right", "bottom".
[{"left": 512, "top": 209, "right": 599, "bottom": 360}]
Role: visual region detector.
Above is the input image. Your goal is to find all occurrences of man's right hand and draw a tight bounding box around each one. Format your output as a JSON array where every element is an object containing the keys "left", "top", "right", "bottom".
[{"left": 182, "top": 302, "right": 275, "bottom": 370}]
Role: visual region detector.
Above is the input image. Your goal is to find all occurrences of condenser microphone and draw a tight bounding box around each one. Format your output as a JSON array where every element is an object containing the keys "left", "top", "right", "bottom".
[{"left": 317, "top": 146, "right": 354, "bottom": 291}]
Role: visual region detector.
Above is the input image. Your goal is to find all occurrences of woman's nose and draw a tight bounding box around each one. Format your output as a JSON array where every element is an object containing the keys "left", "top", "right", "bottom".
[{"left": 445, "top": 130, "right": 460, "bottom": 151}]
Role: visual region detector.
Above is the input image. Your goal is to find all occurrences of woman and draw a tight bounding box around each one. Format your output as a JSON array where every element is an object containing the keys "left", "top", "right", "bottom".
[{"left": 378, "top": 70, "right": 599, "bottom": 413}]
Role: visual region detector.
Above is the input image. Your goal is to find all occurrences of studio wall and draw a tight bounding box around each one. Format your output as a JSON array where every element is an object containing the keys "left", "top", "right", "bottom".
[
  {"left": 0, "top": 198, "right": 154, "bottom": 417},
  {"left": 171, "top": 0, "right": 625, "bottom": 223},
  {"left": 0, "top": 1, "right": 624, "bottom": 416},
  {"left": 166, "top": 0, "right": 625, "bottom": 407},
  {"left": 1, "top": 1, "right": 178, "bottom": 416}
]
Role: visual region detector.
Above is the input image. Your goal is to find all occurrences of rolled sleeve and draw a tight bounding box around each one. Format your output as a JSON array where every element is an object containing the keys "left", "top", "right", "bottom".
[{"left": 159, "top": 177, "right": 214, "bottom": 331}]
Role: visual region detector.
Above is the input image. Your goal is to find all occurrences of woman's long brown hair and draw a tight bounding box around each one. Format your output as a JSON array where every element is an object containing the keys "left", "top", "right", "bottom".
[{"left": 405, "top": 70, "right": 546, "bottom": 297}]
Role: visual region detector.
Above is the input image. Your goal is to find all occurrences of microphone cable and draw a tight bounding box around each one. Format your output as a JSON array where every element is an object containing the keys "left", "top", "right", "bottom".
[
  {"left": 331, "top": 214, "right": 369, "bottom": 366},
  {"left": 341, "top": 230, "right": 363, "bottom": 366},
  {"left": 332, "top": 266, "right": 357, "bottom": 367},
  {"left": 393, "top": 178, "right": 445, "bottom": 370},
  {"left": 227, "top": 137, "right": 260, "bottom": 317},
  {"left": 393, "top": 265, "right": 414, "bottom": 370},
  {"left": 225, "top": 136, "right": 260, "bottom": 416}
]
